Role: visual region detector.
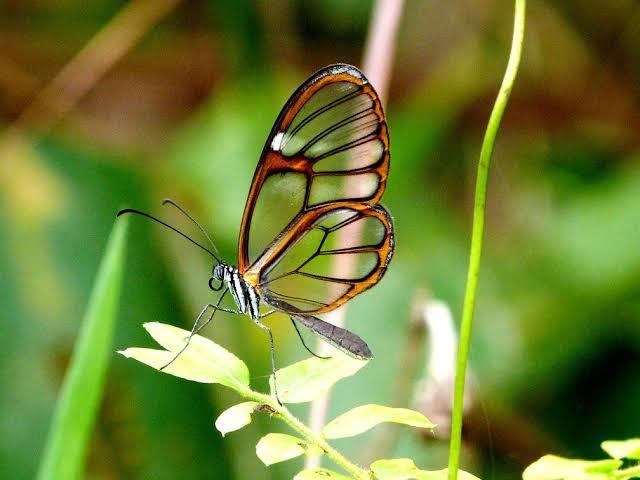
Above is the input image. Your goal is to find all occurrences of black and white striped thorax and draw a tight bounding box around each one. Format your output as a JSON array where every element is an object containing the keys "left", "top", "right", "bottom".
[{"left": 212, "top": 263, "right": 260, "bottom": 319}]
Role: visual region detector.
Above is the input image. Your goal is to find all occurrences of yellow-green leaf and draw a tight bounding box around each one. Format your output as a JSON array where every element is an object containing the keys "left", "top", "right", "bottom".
[
  {"left": 601, "top": 438, "right": 640, "bottom": 460},
  {"left": 294, "top": 468, "right": 352, "bottom": 480},
  {"left": 419, "top": 469, "right": 481, "bottom": 480},
  {"left": 119, "top": 322, "right": 249, "bottom": 392},
  {"left": 323, "top": 404, "right": 434, "bottom": 439},
  {"left": 215, "top": 401, "right": 259, "bottom": 436},
  {"left": 523, "top": 455, "right": 622, "bottom": 480},
  {"left": 269, "top": 351, "right": 368, "bottom": 403},
  {"left": 371, "top": 458, "right": 421, "bottom": 480},
  {"left": 370, "top": 459, "right": 481, "bottom": 480},
  {"left": 256, "top": 433, "right": 322, "bottom": 466}
]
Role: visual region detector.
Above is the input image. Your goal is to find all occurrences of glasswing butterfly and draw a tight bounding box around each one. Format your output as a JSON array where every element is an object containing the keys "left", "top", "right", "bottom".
[{"left": 118, "top": 64, "right": 394, "bottom": 401}]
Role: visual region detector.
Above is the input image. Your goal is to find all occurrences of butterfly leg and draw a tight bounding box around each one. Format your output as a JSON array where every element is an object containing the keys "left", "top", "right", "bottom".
[
  {"left": 192, "top": 306, "right": 243, "bottom": 335},
  {"left": 290, "top": 317, "right": 332, "bottom": 359},
  {"left": 160, "top": 289, "right": 229, "bottom": 370},
  {"left": 251, "top": 314, "right": 282, "bottom": 405}
]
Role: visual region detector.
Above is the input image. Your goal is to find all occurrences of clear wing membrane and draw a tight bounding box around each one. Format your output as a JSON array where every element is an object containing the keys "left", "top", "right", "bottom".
[
  {"left": 278, "top": 81, "right": 383, "bottom": 166},
  {"left": 248, "top": 172, "right": 307, "bottom": 262}
]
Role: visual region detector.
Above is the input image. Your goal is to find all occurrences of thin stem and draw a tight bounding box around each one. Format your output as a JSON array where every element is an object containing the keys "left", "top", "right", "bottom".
[
  {"left": 247, "top": 390, "right": 369, "bottom": 480},
  {"left": 447, "top": 1, "right": 526, "bottom": 480},
  {"left": 306, "top": 0, "right": 404, "bottom": 466}
]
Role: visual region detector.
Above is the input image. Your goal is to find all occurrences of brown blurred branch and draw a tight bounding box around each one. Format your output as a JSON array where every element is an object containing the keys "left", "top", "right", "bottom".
[
  {"left": 305, "top": 0, "right": 405, "bottom": 470},
  {"left": 6, "top": 0, "right": 182, "bottom": 138},
  {"left": 361, "top": 0, "right": 404, "bottom": 106}
]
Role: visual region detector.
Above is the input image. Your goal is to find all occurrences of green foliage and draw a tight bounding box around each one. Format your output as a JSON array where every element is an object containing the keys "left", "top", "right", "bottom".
[
  {"left": 602, "top": 440, "right": 640, "bottom": 461},
  {"left": 293, "top": 468, "right": 352, "bottom": 480},
  {"left": 37, "top": 217, "right": 129, "bottom": 480},
  {"left": 120, "top": 323, "right": 477, "bottom": 479},
  {"left": 256, "top": 433, "right": 323, "bottom": 466},
  {"left": 268, "top": 351, "right": 368, "bottom": 403},
  {"left": 322, "top": 405, "right": 435, "bottom": 440},
  {"left": 370, "top": 458, "right": 480, "bottom": 480},
  {"left": 523, "top": 439, "right": 640, "bottom": 480},
  {"left": 215, "top": 401, "right": 260, "bottom": 436},
  {"left": 119, "top": 322, "right": 250, "bottom": 390}
]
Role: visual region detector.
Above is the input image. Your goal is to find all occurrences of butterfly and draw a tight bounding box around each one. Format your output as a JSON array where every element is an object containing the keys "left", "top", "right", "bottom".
[{"left": 118, "top": 64, "right": 394, "bottom": 401}]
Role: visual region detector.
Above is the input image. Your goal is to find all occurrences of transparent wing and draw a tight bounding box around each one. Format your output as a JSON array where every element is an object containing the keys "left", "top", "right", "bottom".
[
  {"left": 250, "top": 204, "right": 394, "bottom": 314},
  {"left": 238, "top": 64, "right": 390, "bottom": 272}
]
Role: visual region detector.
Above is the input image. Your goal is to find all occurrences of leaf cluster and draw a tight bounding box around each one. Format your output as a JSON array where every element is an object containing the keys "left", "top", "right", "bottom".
[
  {"left": 524, "top": 439, "right": 640, "bottom": 480},
  {"left": 120, "top": 323, "right": 479, "bottom": 480}
]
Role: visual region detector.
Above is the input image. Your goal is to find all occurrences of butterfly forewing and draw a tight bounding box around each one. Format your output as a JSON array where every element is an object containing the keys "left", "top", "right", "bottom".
[{"left": 238, "top": 64, "right": 393, "bottom": 314}]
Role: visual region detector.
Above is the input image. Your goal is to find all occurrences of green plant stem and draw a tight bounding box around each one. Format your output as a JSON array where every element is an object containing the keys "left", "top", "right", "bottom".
[
  {"left": 246, "top": 390, "right": 369, "bottom": 480},
  {"left": 447, "top": 1, "right": 526, "bottom": 480},
  {"left": 616, "top": 464, "right": 640, "bottom": 479}
]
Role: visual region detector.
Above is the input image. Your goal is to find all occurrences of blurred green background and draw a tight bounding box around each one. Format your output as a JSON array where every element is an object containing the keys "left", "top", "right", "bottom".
[{"left": 1, "top": 1, "right": 639, "bottom": 479}]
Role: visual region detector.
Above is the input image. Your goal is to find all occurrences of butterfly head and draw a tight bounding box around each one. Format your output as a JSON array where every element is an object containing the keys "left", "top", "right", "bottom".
[{"left": 209, "top": 263, "right": 227, "bottom": 291}]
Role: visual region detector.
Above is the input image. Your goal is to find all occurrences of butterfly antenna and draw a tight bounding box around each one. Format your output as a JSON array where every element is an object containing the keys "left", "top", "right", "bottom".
[
  {"left": 161, "top": 199, "right": 222, "bottom": 261},
  {"left": 117, "top": 208, "right": 221, "bottom": 262}
]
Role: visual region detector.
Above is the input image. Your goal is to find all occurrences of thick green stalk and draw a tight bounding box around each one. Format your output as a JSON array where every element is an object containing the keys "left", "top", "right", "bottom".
[
  {"left": 447, "top": 1, "right": 526, "bottom": 479},
  {"left": 37, "top": 217, "right": 129, "bottom": 480}
]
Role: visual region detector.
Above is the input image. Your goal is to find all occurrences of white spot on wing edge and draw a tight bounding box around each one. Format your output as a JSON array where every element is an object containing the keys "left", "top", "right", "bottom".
[
  {"left": 271, "top": 131, "right": 284, "bottom": 151},
  {"left": 326, "top": 64, "right": 366, "bottom": 83}
]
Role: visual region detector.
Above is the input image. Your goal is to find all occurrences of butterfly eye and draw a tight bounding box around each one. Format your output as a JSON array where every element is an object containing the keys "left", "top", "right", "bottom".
[{"left": 208, "top": 276, "right": 223, "bottom": 291}]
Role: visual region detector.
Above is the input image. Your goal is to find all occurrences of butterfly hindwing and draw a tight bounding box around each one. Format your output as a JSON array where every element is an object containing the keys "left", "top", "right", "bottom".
[{"left": 254, "top": 203, "right": 393, "bottom": 314}]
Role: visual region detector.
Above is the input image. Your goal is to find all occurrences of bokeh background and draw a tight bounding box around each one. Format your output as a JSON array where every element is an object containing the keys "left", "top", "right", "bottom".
[{"left": 1, "top": 1, "right": 639, "bottom": 479}]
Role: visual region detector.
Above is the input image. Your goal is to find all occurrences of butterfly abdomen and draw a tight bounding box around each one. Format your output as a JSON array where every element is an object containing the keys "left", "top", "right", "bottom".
[{"left": 291, "top": 314, "right": 373, "bottom": 360}]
